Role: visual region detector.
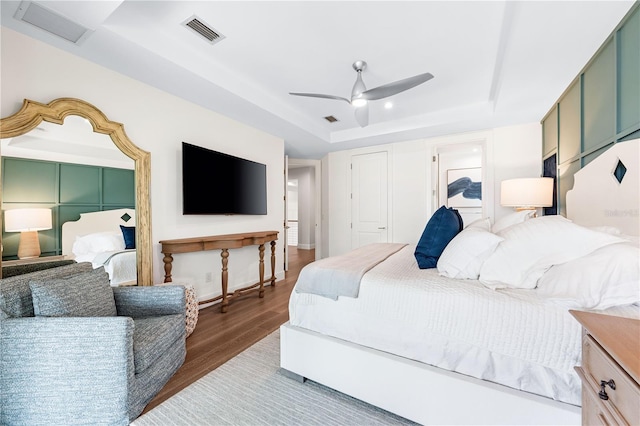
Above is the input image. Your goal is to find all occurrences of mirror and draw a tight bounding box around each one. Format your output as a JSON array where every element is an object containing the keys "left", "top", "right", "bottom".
[{"left": 0, "top": 98, "right": 152, "bottom": 285}]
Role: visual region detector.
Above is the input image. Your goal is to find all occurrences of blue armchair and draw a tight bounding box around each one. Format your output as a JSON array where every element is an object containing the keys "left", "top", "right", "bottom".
[{"left": 0, "top": 262, "right": 186, "bottom": 425}]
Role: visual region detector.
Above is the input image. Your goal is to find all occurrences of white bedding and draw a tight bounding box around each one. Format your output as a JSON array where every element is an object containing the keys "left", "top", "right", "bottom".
[
  {"left": 75, "top": 249, "right": 137, "bottom": 286},
  {"left": 289, "top": 245, "right": 639, "bottom": 405}
]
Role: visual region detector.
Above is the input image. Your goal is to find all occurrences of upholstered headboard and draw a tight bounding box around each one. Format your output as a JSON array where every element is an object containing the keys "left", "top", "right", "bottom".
[
  {"left": 61, "top": 208, "right": 136, "bottom": 257},
  {"left": 566, "top": 139, "right": 639, "bottom": 236}
]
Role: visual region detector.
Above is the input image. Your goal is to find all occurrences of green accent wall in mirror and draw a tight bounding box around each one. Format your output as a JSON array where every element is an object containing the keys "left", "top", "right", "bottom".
[{"left": 1, "top": 157, "right": 134, "bottom": 260}]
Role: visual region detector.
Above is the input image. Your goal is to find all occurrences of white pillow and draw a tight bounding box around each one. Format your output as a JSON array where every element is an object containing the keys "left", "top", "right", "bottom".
[
  {"left": 590, "top": 226, "right": 640, "bottom": 247},
  {"left": 437, "top": 227, "right": 503, "bottom": 279},
  {"left": 465, "top": 217, "right": 491, "bottom": 231},
  {"left": 479, "top": 215, "right": 625, "bottom": 290},
  {"left": 72, "top": 236, "right": 91, "bottom": 257},
  {"left": 491, "top": 210, "right": 535, "bottom": 233},
  {"left": 72, "top": 232, "right": 125, "bottom": 257},
  {"left": 537, "top": 243, "right": 640, "bottom": 310}
]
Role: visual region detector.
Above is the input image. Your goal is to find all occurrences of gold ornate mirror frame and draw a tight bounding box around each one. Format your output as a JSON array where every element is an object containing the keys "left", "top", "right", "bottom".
[{"left": 0, "top": 98, "right": 152, "bottom": 285}]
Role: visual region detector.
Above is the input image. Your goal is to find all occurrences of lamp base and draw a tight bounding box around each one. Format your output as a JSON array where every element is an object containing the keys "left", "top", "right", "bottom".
[
  {"left": 514, "top": 207, "right": 538, "bottom": 217},
  {"left": 17, "top": 230, "right": 41, "bottom": 259}
]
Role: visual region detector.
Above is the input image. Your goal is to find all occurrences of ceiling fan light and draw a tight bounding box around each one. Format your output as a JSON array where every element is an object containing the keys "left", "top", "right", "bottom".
[{"left": 352, "top": 98, "right": 367, "bottom": 107}]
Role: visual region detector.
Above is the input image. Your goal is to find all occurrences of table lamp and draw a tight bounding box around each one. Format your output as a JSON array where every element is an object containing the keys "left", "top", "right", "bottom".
[
  {"left": 501, "top": 177, "right": 554, "bottom": 215},
  {"left": 4, "top": 208, "right": 53, "bottom": 259}
]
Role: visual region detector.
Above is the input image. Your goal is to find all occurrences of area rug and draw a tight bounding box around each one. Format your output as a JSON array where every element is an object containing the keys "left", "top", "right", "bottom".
[{"left": 132, "top": 330, "right": 415, "bottom": 425}]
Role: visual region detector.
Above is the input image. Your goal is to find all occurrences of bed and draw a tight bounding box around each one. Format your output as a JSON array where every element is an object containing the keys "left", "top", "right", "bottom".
[
  {"left": 62, "top": 208, "right": 137, "bottom": 286},
  {"left": 280, "top": 139, "right": 640, "bottom": 425}
]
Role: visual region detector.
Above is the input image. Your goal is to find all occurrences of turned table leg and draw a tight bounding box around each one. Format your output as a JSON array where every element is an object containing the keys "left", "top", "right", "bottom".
[
  {"left": 163, "top": 253, "right": 173, "bottom": 283},
  {"left": 258, "top": 243, "right": 265, "bottom": 298},
  {"left": 270, "top": 240, "right": 277, "bottom": 286},
  {"left": 221, "top": 249, "right": 229, "bottom": 313}
]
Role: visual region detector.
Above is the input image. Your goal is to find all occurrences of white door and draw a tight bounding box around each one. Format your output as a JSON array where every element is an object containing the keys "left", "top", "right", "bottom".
[{"left": 351, "top": 151, "right": 388, "bottom": 248}]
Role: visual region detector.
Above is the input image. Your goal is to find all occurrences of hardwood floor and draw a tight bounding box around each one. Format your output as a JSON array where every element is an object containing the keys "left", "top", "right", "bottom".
[{"left": 144, "top": 246, "right": 315, "bottom": 413}]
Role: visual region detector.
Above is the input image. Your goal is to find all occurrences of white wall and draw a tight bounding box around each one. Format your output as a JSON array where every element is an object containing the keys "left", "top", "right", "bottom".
[
  {"left": 0, "top": 28, "right": 285, "bottom": 302},
  {"left": 326, "top": 123, "right": 542, "bottom": 256},
  {"left": 491, "top": 123, "right": 544, "bottom": 219},
  {"left": 288, "top": 167, "right": 315, "bottom": 249}
]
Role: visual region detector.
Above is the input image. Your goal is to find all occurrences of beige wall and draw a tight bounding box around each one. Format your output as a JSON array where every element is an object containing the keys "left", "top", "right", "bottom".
[{"left": 1, "top": 28, "right": 285, "bottom": 301}]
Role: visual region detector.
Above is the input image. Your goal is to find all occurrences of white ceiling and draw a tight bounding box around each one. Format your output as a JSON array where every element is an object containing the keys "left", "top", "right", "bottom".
[{"left": 1, "top": 1, "right": 635, "bottom": 159}]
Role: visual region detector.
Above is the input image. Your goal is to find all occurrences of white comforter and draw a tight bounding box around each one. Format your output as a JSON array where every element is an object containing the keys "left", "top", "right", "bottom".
[
  {"left": 290, "top": 245, "right": 639, "bottom": 405},
  {"left": 75, "top": 249, "right": 137, "bottom": 286}
]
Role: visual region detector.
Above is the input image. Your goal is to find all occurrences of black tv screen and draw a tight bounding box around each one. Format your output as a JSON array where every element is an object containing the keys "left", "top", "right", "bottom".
[{"left": 182, "top": 142, "right": 267, "bottom": 215}]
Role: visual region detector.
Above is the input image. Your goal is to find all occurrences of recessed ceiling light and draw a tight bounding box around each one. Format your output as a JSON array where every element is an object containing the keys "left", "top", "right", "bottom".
[{"left": 384, "top": 102, "right": 393, "bottom": 109}]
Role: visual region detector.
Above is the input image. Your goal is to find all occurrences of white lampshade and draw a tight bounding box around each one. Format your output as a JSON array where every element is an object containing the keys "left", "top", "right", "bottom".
[
  {"left": 4, "top": 208, "right": 52, "bottom": 232},
  {"left": 501, "top": 178, "right": 554, "bottom": 209}
]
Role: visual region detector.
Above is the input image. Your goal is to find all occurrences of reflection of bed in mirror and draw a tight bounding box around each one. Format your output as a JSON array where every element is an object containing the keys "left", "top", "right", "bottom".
[
  {"left": 280, "top": 138, "right": 640, "bottom": 425},
  {"left": 62, "top": 208, "right": 137, "bottom": 286}
]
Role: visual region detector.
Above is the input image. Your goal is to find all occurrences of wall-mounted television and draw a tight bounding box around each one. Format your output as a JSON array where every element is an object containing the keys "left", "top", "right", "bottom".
[{"left": 182, "top": 142, "right": 267, "bottom": 215}]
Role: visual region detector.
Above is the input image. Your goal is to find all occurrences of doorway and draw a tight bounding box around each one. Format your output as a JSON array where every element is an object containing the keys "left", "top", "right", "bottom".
[
  {"left": 286, "top": 158, "right": 322, "bottom": 269},
  {"left": 287, "top": 178, "right": 299, "bottom": 246}
]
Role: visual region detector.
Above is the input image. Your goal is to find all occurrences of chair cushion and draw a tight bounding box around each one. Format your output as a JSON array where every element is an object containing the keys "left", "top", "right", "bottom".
[
  {"left": 414, "top": 206, "right": 463, "bottom": 269},
  {"left": 133, "top": 314, "right": 185, "bottom": 374},
  {"left": 30, "top": 268, "right": 117, "bottom": 317},
  {"left": 0, "top": 262, "right": 94, "bottom": 318}
]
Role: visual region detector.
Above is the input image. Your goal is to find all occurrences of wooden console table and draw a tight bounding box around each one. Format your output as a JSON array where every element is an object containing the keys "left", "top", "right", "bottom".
[{"left": 159, "top": 231, "right": 278, "bottom": 313}]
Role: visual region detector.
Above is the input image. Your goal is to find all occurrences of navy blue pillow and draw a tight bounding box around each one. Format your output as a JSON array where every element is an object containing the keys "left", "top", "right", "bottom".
[
  {"left": 414, "top": 206, "right": 463, "bottom": 269},
  {"left": 120, "top": 225, "right": 136, "bottom": 250}
]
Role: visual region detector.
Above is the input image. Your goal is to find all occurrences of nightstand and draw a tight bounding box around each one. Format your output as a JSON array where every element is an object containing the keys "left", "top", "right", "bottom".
[{"left": 571, "top": 310, "right": 640, "bottom": 426}]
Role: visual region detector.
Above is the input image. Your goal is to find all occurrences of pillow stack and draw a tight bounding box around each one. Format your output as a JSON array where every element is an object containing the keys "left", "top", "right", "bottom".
[
  {"left": 478, "top": 215, "right": 624, "bottom": 290},
  {"left": 433, "top": 211, "right": 638, "bottom": 310},
  {"left": 72, "top": 231, "right": 125, "bottom": 259}
]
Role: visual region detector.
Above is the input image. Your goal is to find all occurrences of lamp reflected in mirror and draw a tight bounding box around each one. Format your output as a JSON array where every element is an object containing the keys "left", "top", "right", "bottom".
[{"left": 4, "top": 208, "right": 52, "bottom": 259}]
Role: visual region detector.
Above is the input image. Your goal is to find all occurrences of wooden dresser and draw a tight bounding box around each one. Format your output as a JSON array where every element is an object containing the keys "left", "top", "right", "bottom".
[{"left": 571, "top": 310, "right": 640, "bottom": 426}]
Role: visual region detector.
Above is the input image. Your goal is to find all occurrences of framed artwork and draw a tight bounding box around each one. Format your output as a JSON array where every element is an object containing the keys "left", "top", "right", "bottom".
[{"left": 447, "top": 167, "right": 482, "bottom": 208}]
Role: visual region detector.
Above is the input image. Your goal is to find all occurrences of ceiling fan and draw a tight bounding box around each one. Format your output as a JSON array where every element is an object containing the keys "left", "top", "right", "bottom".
[{"left": 290, "top": 60, "right": 434, "bottom": 127}]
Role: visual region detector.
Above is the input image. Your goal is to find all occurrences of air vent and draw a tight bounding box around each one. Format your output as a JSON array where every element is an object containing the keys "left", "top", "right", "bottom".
[
  {"left": 14, "top": 1, "right": 92, "bottom": 44},
  {"left": 182, "top": 15, "right": 225, "bottom": 45},
  {"left": 324, "top": 116, "right": 338, "bottom": 123}
]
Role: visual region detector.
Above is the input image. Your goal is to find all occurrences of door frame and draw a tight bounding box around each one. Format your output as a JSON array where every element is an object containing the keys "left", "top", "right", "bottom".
[{"left": 431, "top": 132, "right": 494, "bottom": 224}]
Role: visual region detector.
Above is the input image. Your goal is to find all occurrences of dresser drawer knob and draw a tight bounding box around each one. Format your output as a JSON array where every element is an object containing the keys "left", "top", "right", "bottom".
[{"left": 598, "top": 379, "right": 616, "bottom": 400}]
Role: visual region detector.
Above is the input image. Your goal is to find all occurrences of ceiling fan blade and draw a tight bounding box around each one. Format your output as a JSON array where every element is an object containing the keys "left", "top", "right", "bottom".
[
  {"left": 360, "top": 72, "right": 434, "bottom": 101},
  {"left": 289, "top": 92, "right": 351, "bottom": 103},
  {"left": 354, "top": 103, "right": 369, "bottom": 127}
]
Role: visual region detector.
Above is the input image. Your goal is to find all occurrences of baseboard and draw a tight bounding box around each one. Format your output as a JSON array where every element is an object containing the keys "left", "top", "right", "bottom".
[{"left": 296, "top": 244, "right": 315, "bottom": 250}]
